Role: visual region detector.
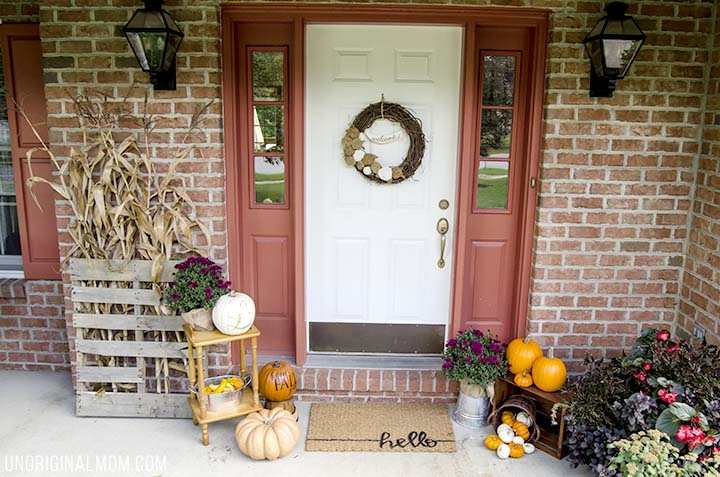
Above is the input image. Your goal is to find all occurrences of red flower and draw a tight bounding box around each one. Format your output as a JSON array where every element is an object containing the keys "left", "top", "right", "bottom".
[
  {"left": 634, "top": 371, "right": 647, "bottom": 382},
  {"left": 657, "top": 330, "right": 670, "bottom": 341},
  {"left": 643, "top": 361, "right": 651, "bottom": 371},
  {"left": 658, "top": 388, "right": 678, "bottom": 404},
  {"left": 666, "top": 343, "right": 680, "bottom": 353},
  {"left": 693, "top": 415, "right": 701, "bottom": 424}
]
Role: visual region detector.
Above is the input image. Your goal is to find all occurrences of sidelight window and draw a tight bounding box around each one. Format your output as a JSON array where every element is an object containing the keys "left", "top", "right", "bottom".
[{"left": 250, "top": 49, "right": 288, "bottom": 207}]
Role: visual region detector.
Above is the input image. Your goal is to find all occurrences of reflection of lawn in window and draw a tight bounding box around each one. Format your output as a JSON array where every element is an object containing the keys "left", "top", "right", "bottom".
[
  {"left": 255, "top": 173, "right": 285, "bottom": 204},
  {"left": 476, "top": 167, "right": 508, "bottom": 209}
]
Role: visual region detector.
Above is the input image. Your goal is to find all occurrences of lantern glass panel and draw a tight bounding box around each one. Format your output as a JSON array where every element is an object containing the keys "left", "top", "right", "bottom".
[
  {"left": 586, "top": 39, "right": 605, "bottom": 76},
  {"left": 162, "top": 33, "right": 182, "bottom": 70},
  {"left": 602, "top": 38, "right": 642, "bottom": 76}
]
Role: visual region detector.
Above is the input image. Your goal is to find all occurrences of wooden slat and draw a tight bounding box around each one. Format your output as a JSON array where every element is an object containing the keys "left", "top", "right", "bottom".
[
  {"left": 70, "top": 259, "right": 180, "bottom": 282},
  {"left": 72, "top": 286, "right": 161, "bottom": 306},
  {"left": 76, "top": 392, "right": 192, "bottom": 418},
  {"left": 77, "top": 366, "right": 143, "bottom": 383},
  {"left": 73, "top": 313, "right": 184, "bottom": 331},
  {"left": 76, "top": 339, "right": 187, "bottom": 358}
]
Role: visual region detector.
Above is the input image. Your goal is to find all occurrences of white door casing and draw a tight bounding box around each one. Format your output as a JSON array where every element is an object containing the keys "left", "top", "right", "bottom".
[{"left": 305, "top": 25, "right": 462, "bottom": 333}]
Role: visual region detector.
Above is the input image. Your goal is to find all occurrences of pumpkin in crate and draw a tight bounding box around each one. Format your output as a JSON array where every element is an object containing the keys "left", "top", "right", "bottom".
[
  {"left": 513, "top": 368, "right": 533, "bottom": 388},
  {"left": 259, "top": 361, "right": 297, "bottom": 402},
  {"left": 531, "top": 347, "right": 567, "bottom": 392},
  {"left": 506, "top": 337, "right": 543, "bottom": 374},
  {"left": 235, "top": 408, "right": 300, "bottom": 460},
  {"left": 212, "top": 291, "right": 256, "bottom": 335}
]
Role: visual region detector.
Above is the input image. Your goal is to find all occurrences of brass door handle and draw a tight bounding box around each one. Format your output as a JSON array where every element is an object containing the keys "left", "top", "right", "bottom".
[{"left": 437, "top": 217, "right": 449, "bottom": 268}]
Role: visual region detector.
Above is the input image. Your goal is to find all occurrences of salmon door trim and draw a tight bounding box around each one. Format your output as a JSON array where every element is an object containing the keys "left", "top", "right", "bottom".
[{"left": 221, "top": 4, "right": 549, "bottom": 364}]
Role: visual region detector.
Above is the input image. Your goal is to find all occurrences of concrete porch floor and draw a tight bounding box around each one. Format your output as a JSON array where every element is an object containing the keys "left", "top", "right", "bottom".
[{"left": 0, "top": 371, "right": 594, "bottom": 477}]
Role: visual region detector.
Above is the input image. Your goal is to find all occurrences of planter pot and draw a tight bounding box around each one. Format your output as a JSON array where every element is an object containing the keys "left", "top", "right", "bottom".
[
  {"left": 454, "top": 379, "right": 493, "bottom": 429},
  {"left": 182, "top": 308, "right": 215, "bottom": 331}
]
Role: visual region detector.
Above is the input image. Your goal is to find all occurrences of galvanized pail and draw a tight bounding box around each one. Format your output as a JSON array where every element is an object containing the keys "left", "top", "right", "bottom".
[{"left": 454, "top": 391, "right": 490, "bottom": 429}]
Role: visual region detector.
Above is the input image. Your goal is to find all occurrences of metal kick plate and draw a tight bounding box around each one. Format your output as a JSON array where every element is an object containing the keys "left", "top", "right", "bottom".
[{"left": 309, "top": 323, "right": 445, "bottom": 354}]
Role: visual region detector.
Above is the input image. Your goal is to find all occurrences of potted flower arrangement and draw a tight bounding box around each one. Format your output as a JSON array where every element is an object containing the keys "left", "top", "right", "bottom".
[
  {"left": 563, "top": 328, "right": 720, "bottom": 476},
  {"left": 162, "top": 256, "right": 231, "bottom": 331},
  {"left": 442, "top": 329, "right": 508, "bottom": 427}
]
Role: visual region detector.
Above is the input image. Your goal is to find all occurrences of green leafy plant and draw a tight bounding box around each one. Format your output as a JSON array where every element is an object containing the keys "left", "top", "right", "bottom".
[
  {"left": 441, "top": 329, "right": 508, "bottom": 387},
  {"left": 162, "top": 256, "right": 230, "bottom": 313},
  {"left": 608, "top": 430, "right": 684, "bottom": 477}
]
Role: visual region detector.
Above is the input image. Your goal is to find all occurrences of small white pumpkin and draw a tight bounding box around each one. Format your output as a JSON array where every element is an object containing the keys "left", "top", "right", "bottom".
[
  {"left": 212, "top": 291, "right": 256, "bottom": 335},
  {"left": 377, "top": 166, "right": 392, "bottom": 182},
  {"left": 496, "top": 443, "right": 511, "bottom": 459},
  {"left": 362, "top": 166, "right": 372, "bottom": 175},
  {"left": 512, "top": 436, "right": 525, "bottom": 445},
  {"left": 515, "top": 411, "right": 534, "bottom": 427},
  {"left": 523, "top": 443, "right": 536, "bottom": 454},
  {"left": 353, "top": 149, "right": 365, "bottom": 161},
  {"left": 497, "top": 423, "right": 515, "bottom": 443}
]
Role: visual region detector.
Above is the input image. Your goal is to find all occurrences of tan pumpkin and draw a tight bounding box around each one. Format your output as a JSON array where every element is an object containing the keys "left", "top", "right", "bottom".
[
  {"left": 259, "top": 361, "right": 297, "bottom": 402},
  {"left": 514, "top": 368, "right": 533, "bottom": 388},
  {"left": 509, "top": 442, "right": 525, "bottom": 458},
  {"left": 235, "top": 408, "right": 300, "bottom": 460},
  {"left": 501, "top": 411, "right": 515, "bottom": 426},
  {"left": 512, "top": 421, "right": 531, "bottom": 441},
  {"left": 484, "top": 434, "right": 503, "bottom": 451},
  {"left": 532, "top": 347, "right": 567, "bottom": 392},
  {"left": 507, "top": 337, "right": 543, "bottom": 374}
]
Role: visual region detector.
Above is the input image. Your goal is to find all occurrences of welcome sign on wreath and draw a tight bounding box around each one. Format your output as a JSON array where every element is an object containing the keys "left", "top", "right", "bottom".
[{"left": 341, "top": 97, "right": 426, "bottom": 184}]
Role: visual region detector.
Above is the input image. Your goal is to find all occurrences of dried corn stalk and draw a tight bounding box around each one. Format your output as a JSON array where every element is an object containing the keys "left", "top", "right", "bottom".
[{"left": 19, "top": 89, "right": 213, "bottom": 393}]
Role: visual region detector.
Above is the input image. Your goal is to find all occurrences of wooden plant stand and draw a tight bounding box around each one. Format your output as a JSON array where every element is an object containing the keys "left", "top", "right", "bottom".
[
  {"left": 184, "top": 324, "right": 263, "bottom": 446},
  {"left": 493, "top": 375, "right": 571, "bottom": 459}
]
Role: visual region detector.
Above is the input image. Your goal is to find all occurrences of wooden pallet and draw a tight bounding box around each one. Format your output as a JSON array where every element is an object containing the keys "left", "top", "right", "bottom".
[
  {"left": 493, "top": 375, "right": 571, "bottom": 459},
  {"left": 71, "top": 258, "right": 191, "bottom": 418}
]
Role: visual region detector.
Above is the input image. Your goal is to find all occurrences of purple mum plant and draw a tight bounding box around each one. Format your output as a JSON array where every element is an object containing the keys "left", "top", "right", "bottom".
[
  {"left": 442, "top": 328, "right": 509, "bottom": 387},
  {"left": 162, "top": 256, "right": 231, "bottom": 313}
]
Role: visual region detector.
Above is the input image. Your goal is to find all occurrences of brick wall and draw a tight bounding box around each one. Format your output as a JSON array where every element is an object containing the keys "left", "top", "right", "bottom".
[
  {"left": 0, "top": 0, "right": 67, "bottom": 372},
  {"left": 678, "top": 5, "right": 720, "bottom": 346},
  {"left": 0, "top": 0, "right": 39, "bottom": 23},
  {"left": 1, "top": 0, "right": 717, "bottom": 392},
  {"left": 0, "top": 281, "right": 68, "bottom": 370},
  {"left": 528, "top": 0, "right": 716, "bottom": 372}
]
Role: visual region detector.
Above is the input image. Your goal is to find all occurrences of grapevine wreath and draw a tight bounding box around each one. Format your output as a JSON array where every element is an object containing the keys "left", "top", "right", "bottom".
[{"left": 341, "top": 99, "right": 426, "bottom": 184}]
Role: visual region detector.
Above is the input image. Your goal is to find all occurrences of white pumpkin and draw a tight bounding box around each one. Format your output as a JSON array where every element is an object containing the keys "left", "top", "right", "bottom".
[
  {"left": 497, "top": 423, "right": 515, "bottom": 443},
  {"left": 523, "top": 443, "right": 536, "bottom": 454},
  {"left": 515, "top": 411, "right": 533, "bottom": 427},
  {"left": 512, "top": 436, "right": 525, "bottom": 445},
  {"left": 212, "top": 291, "right": 255, "bottom": 335},
  {"left": 496, "top": 443, "right": 511, "bottom": 459}
]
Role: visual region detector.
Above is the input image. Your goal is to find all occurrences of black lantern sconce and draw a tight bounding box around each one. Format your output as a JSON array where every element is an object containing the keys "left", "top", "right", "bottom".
[
  {"left": 122, "top": 0, "right": 184, "bottom": 90},
  {"left": 582, "top": 2, "right": 645, "bottom": 97}
]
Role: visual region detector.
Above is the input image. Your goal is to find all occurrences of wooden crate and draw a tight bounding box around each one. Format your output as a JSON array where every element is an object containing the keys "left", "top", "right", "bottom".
[
  {"left": 492, "top": 375, "right": 571, "bottom": 459},
  {"left": 71, "top": 258, "right": 192, "bottom": 418}
]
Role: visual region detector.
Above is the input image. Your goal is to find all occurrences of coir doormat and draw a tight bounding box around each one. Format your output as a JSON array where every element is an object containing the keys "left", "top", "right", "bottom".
[{"left": 305, "top": 402, "right": 456, "bottom": 452}]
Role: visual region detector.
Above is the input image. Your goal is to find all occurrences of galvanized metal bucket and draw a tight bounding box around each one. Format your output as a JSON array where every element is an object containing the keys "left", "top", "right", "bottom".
[{"left": 454, "top": 391, "right": 491, "bottom": 429}]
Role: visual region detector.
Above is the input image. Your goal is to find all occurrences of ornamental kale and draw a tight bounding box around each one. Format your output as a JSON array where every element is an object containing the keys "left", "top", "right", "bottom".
[
  {"left": 162, "top": 256, "right": 230, "bottom": 313},
  {"left": 441, "top": 329, "right": 508, "bottom": 388}
]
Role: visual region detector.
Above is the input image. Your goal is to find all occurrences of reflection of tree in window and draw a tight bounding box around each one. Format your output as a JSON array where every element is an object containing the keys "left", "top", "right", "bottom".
[
  {"left": 252, "top": 52, "right": 284, "bottom": 101},
  {"left": 254, "top": 105, "right": 284, "bottom": 152},
  {"left": 482, "top": 56, "right": 515, "bottom": 106},
  {"left": 480, "top": 110, "right": 512, "bottom": 158}
]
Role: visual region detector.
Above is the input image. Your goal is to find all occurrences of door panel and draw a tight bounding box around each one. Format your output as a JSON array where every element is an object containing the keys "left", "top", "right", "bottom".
[
  {"left": 305, "top": 25, "right": 462, "bottom": 349},
  {"left": 453, "top": 27, "right": 533, "bottom": 342}
]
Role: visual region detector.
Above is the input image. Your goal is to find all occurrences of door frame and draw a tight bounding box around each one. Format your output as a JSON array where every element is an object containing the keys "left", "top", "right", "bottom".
[{"left": 221, "top": 3, "right": 549, "bottom": 365}]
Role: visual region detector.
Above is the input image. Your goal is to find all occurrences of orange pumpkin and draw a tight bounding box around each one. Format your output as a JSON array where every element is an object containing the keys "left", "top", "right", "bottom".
[
  {"left": 508, "top": 442, "right": 525, "bottom": 458},
  {"left": 501, "top": 411, "right": 515, "bottom": 426},
  {"left": 506, "top": 337, "right": 543, "bottom": 374},
  {"left": 512, "top": 421, "right": 531, "bottom": 441},
  {"left": 484, "top": 434, "right": 503, "bottom": 451},
  {"left": 532, "top": 347, "right": 567, "bottom": 392},
  {"left": 514, "top": 368, "right": 533, "bottom": 388},
  {"left": 259, "top": 361, "right": 297, "bottom": 401}
]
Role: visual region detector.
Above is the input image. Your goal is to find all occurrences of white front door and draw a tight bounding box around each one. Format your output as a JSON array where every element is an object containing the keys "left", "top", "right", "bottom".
[{"left": 305, "top": 25, "right": 462, "bottom": 351}]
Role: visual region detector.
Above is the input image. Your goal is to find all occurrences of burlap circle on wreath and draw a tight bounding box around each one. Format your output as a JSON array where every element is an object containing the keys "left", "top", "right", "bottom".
[{"left": 341, "top": 101, "right": 426, "bottom": 184}]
